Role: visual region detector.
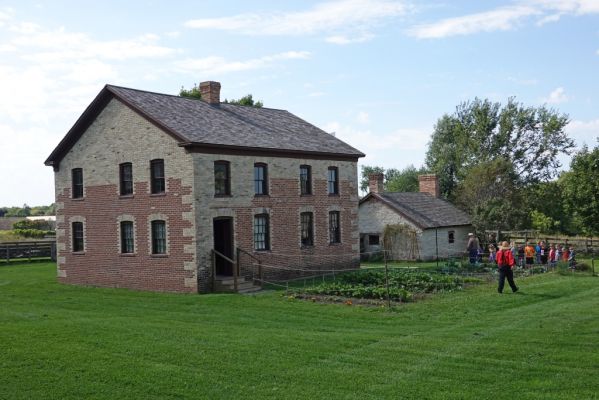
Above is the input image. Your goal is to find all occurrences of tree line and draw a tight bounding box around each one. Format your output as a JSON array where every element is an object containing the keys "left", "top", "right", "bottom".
[
  {"left": 0, "top": 204, "right": 55, "bottom": 218},
  {"left": 362, "top": 97, "right": 599, "bottom": 236}
]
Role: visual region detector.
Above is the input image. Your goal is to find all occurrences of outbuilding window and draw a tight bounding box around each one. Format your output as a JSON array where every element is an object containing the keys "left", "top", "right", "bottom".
[
  {"left": 253, "top": 214, "right": 270, "bottom": 251},
  {"left": 121, "top": 221, "right": 134, "bottom": 253},
  {"left": 300, "top": 165, "right": 311, "bottom": 195},
  {"left": 254, "top": 163, "right": 268, "bottom": 195},
  {"left": 151, "top": 220, "right": 166, "bottom": 254},
  {"left": 448, "top": 231, "right": 455, "bottom": 244},
  {"left": 214, "top": 161, "right": 231, "bottom": 196},
  {"left": 329, "top": 211, "right": 341, "bottom": 244},
  {"left": 119, "top": 163, "right": 133, "bottom": 196}
]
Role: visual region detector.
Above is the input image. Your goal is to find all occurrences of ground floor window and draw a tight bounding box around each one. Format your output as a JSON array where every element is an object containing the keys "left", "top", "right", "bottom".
[
  {"left": 72, "top": 222, "right": 84, "bottom": 252},
  {"left": 329, "top": 211, "right": 340, "bottom": 244},
  {"left": 253, "top": 214, "right": 270, "bottom": 251},
  {"left": 151, "top": 220, "right": 166, "bottom": 254},
  {"left": 300, "top": 212, "right": 313, "bottom": 247},
  {"left": 121, "top": 221, "right": 134, "bottom": 253}
]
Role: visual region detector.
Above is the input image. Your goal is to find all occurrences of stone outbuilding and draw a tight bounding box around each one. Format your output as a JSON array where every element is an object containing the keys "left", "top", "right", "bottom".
[
  {"left": 359, "top": 174, "right": 472, "bottom": 261},
  {"left": 45, "top": 81, "right": 364, "bottom": 293}
]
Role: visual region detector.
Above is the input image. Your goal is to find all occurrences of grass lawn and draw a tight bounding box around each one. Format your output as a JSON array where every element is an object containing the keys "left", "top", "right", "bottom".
[{"left": 1, "top": 262, "right": 598, "bottom": 399}]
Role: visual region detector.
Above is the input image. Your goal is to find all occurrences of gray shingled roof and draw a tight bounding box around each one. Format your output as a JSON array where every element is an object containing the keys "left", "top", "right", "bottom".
[
  {"left": 107, "top": 85, "right": 364, "bottom": 157},
  {"left": 374, "top": 192, "right": 471, "bottom": 229}
]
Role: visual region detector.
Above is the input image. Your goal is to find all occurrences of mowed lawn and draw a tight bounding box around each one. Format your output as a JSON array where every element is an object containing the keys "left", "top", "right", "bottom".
[{"left": 1, "top": 263, "right": 598, "bottom": 400}]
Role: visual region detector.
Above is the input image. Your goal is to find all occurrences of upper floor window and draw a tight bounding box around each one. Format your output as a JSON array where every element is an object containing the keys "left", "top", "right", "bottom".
[
  {"left": 254, "top": 163, "right": 268, "bottom": 195},
  {"left": 253, "top": 214, "right": 270, "bottom": 251},
  {"left": 72, "top": 222, "right": 84, "bottom": 252},
  {"left": 151, "top": 220, "right": 166, "bottom": 254},
  {"left": 72, "top": 168, "right": 83, "bottom": 198},
  {"left": 329, "top": 211, "right": 341, "bottom": 244},
  {"left": 448, "top": 230, "right": 455, "bottom": 244},
  {"left": 327, "top": 167, "right": 339, "bottom": 195},
  {"left": 300, "top": 165, "right": 312, "bottom": 195},
  {"left": 150, "top": 159, "right": 165, "bottom": 194},
  {"left": 121, "top": 221, "right": 134, "bottom": 253},
  {"left": 214, "top": 161, "right": 230, "bottom": 196},
  {"left": 300, "top": 212, "right": 313, "bottom": 247},
  {"left": 119, "top": 163, "right": 133, "bottom": 196}
]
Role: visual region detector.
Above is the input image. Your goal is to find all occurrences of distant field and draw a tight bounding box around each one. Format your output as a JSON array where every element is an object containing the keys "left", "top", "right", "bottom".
[{"left": 1, "top": 262, "right": 598, "bottom": 399}]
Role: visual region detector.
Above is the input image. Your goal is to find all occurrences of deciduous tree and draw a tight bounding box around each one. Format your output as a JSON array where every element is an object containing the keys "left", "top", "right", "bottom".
[{"left": 426, "top": 98, "right": 573, "bottom": 199}]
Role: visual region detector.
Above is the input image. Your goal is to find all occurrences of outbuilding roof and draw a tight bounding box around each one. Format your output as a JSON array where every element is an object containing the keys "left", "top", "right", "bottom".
[
  {"left": 45, "top": 84, "right": 364, "bottom": 168},
  {"left": 360, "top": 192, "right": 471, "bottom": 229}
]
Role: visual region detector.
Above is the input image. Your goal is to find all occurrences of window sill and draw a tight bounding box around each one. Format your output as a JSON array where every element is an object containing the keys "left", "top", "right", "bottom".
[
  {"left": 119, "top": 194, "right": 134, "bottom": 199},
  {"left": 300, "top": 193, "right": 313, "bottom": 197},
  {"left": 254, "top": 194, "right": 270, "bottom": 198},
  {"left": 329, "top": 242, "right": 342, "bottom": 246},
  {"left": 72, "top": 251, "right": 86, "bottom": 255},
  {"left": 120, "top": 253, "right": 136, "bottom": 257},
  {"left": 328, "top": 193, "right": 340, "bottom": 197},
  {"left": 214, "top": 194, "right": 232, "bottom": 198},
  {"left": 254, "top": 249, "right": 271, "bottom": 253},
  {"left": 71, "top": 197, "right": 85, "bottom": 201},
  {"left": 150, "top": 192, "right": 166, "bottom": 197},
  {"left": 151, "top": 254, "right": 168, "bottom": 258},
  {"left": 301, "top": 245, "right": 314, "bottom": 250}
]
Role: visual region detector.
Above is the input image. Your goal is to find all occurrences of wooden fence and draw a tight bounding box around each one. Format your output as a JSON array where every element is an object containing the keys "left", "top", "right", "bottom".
[
  {"left": 0, "top": 240, "right": 56, "bottom": 263},
  {"left": 488, "top": 231, "right": 598, "bottom": 253}
]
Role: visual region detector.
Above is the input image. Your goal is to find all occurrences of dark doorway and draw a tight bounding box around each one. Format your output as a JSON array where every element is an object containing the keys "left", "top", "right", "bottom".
[{"left": 213, "top": 217, "right": 234, "bottom": 276}]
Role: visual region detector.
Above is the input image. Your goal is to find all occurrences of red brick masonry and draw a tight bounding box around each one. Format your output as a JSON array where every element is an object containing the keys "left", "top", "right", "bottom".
[{"left": 57, "top": 178, "right": 195, "bottom": 293}]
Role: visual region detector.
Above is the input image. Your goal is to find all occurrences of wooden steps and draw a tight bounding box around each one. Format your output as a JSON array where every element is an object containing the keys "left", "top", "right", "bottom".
[{"left": 214, "top": 276, "right": 262, "bottom": 294}]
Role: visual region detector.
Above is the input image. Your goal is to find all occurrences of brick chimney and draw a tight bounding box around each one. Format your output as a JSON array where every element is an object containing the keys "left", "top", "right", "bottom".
[
  {"left": 368, "top": 173, "right": 384, "bottom": 194},
  {"left": 418, "top": 174, "right": 440, "bottom": 198},
  {"left": 199, "top": 81, "right": 221, "bottom": 105}
]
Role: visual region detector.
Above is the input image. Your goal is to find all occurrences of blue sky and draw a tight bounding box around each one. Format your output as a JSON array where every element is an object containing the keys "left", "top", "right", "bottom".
[{"left": 1, "top": 0, "right": 598, "bottom": 206}]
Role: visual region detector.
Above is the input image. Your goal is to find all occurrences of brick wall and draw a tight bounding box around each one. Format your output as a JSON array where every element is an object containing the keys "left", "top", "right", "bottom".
[
  {"left": 54, "top": 98, "right": 197, "bottom": 292},
  {"left": 193, "top": 153, "right": 360, "bottom": 292}
]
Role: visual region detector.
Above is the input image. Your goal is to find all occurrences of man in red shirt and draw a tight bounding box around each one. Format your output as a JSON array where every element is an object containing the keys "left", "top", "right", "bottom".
[{"left": 496, "top": 241, "right": 519, "bottom": 294}]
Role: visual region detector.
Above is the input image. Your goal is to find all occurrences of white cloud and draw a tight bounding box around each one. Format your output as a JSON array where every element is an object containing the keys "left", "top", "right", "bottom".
[
  {"left": 185, "top": 0, "right": 410, "bottom": 43},
  {"left": 174, "top": 51, "right": 311, "bottom": 76},
  {"left": 356, "top": 111, "right": 370, "bottom": 123},
  {"left": 408, "top": 0, "right": 599, "bottom": 39},
  {"left": 325, "top": 32, "right": 375, "bottom": 44},
  {"left": 308, "top": 91, "right": 326, "bottom": 97},
  {"left": 544, "top": 87, "right": 569, "bottom": 104},
  {"left": 322, "top": 121, "right": 430, "bottom": 171},
  {"left": 408, "top": 5, "right": 539, "bottom": 39},
  {"left": 567, "top": 119, "right": 599, "bottom": 148}
]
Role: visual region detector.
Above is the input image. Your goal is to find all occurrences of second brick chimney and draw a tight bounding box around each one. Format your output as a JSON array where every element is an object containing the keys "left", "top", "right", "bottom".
[
  {"left": 199, "top": 81, "right": 221, "bottom": 105},
  {"left": 418, "top": 174, "right": 440, "bottom": 198},
  {"left": 368, "top": 173, "right": 384, "bottom": 194}
]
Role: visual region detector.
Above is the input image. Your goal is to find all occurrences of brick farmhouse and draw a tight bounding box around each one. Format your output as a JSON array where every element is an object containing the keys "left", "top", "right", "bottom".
[
  {"left": 45, "top": 82, "right": 364, "bottom": 293},
  {"left": 359, "top": 174, "right": 472, "bottom": 261}
]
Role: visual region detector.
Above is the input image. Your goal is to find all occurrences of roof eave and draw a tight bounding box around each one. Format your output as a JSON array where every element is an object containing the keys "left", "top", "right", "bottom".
[{"left": 181, "top": 142, "right": 364, "bottom": 161}]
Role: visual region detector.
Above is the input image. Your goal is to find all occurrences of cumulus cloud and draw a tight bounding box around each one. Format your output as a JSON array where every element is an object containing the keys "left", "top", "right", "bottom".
[
  {"left": 185, "top": 0, "right": 410, "bottom": 43},
  {"left": 408, "top": 0, "right": 599, "bottom": 39},
  {"left": 544, "top": 87, "right": 569, "bottom": 104}
]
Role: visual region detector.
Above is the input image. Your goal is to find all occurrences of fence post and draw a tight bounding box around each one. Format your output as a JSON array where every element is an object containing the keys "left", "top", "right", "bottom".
[
  {"left": 211, "top": 250, "right": 216, "bottom": 292},
  {"left": 234, "top": 248, "right": 239, "bottom": 292},
  {"left": 5, "top": 244, "right": 9, "bottom": 264},
  {"left": 384, "top": 249, "right": 391, "bottom": 310}
]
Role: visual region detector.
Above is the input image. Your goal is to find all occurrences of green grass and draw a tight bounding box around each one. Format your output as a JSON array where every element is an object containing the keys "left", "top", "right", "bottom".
[{"left": 1, "top": 262, "right": 599, "bottom": 399}]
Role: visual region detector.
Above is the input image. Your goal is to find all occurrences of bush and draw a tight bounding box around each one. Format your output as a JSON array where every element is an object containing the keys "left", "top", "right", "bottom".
[
  {"left": 12, "top": 229, "right": 47, "bottom": 238},
  {"left": 13, "top": 220, "right": 53, "bottom": 231}
]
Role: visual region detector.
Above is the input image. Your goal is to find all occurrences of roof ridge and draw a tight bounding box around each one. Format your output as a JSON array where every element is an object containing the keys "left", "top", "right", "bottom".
[{"left": 106, "top": 84, "right": 290, "bottom": 112}]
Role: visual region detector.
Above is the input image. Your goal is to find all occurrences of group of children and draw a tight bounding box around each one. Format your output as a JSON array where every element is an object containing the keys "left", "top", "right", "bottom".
[{"left": 487, "top": 240, "right": 577, "bottom": 269}]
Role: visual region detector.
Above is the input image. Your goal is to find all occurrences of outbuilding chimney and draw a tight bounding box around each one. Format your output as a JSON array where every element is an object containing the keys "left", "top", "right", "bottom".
[
  {"left": 199, "top": 81, "right": 221, "bottom": 105},
  {"left": 418, "top": 174, "right": 440, "bottom": 198},
  {"left": 368, "top": 173, "right": 384, "bottom": 194}
]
